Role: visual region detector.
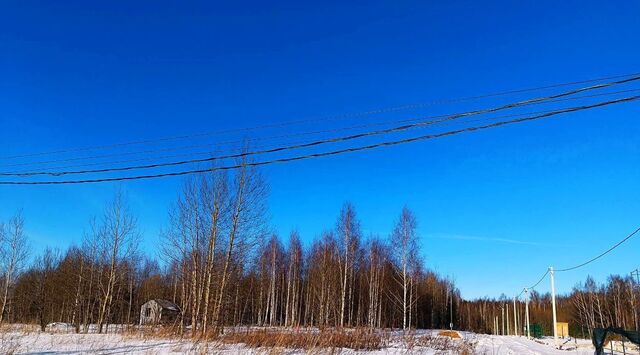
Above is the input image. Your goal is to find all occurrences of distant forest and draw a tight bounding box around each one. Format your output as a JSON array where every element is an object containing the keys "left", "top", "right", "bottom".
[{"left": 0, "top": 164, "right": 637, "bottom": 338}]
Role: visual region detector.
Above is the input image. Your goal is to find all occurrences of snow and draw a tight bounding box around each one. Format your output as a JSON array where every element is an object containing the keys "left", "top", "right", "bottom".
[
  {"left": 475, "top": 335, "right": 594, "bottom": 355},
  {"left": 1, "top": 327, "right": 234, "bottom": 354},
  {"left": 45, "top": 322, "right": 76, "bottom": 333},
  {"left": 3, "top": 324, "right": 632, "bottom": 354}
]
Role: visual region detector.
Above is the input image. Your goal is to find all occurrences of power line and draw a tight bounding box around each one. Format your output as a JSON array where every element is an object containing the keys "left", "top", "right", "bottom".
[
  {"left": 5, "top": 77, "right": 639, "bottom": 178},
  {"left": 2, "top": 71, "right": 639, "bottom": 161},
  {"left": 0, "top": 108, "right": 541, "bottom": 173},
  {"left": 516, "top": 269, "right": 550, "bottom": 299},
  {"left": 1, "top": 139, "right": 299, "bottom": 174},
  {"left": 0, "top": 108, "right": 571, "bottom": 177},
  {"left": 555, "top": 226, "right": 640, "bottom": 272},
  {"left": 516, "top": 226, "right": 640, "bottom": 301},
  {"left": 528, "top": 270, "right": 550, "bottom": 290},
  {"left": 4, "top": 86, "right": 639, "bottom": 173},
  {"left": 1, "top": 95, "right": 636, "bottom": 185}
]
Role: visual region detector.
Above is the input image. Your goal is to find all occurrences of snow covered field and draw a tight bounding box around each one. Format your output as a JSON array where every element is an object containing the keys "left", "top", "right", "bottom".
[
  {"left": 474, "top": 335, "right": 595, "bottom": 355},
  {"left": 0, "top": 325, "right": 612, "bottom": 354}
]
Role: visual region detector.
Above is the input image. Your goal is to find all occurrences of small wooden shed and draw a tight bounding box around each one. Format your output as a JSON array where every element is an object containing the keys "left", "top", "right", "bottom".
[{"left": 139, "top": 299, "right": 181, "bottom": 325}]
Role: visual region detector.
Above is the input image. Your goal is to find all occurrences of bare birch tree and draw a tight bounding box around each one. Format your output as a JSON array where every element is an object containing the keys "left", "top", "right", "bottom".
[
  {"left": 95, "top": 190, "right": 139, "bottom": 333},
  {"left": 390, "top": 206, "right": 418, "bottom": 330},
  {"left": 335, "top": 202, "right": 360, "bottom": 328},
  {"left": 212, "top": 160, "right": 268, "bottom": 333},
  {"left": 285, "top": 231, "right": 302, "bottom": 327},
  {"left": 0, "top": 211, "right": 29, "bottom": 325}
]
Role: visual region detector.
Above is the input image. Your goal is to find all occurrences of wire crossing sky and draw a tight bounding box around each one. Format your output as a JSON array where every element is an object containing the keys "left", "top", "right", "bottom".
[
  {"left": 2, "top": 95, "right": 639, "bottom": 184},
  {"left": 515, "top": 225, "right": 640, "bottom": 299},
  {"left": 2, "top": 71, "right": 637, "bottom": 162},
  {"left": 3, "top": 74, "right": 639, "bottom": 179},
  {"left": 1, "top": 1, "right": 639, "bottom": 299}
]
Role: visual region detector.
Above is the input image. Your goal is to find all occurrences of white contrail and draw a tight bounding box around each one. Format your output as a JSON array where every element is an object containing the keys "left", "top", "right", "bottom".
[{"left": 426, "top": 234, "right": 555, "bottom": 247}]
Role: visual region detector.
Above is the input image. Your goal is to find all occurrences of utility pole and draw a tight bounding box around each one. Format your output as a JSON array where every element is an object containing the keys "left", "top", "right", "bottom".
[
  {"left": 513, "top": 297, "right": 518, "bottom": 336},
  {"left": 550, "top": 266, "right": 558, "bottom": 347},
  {"left": 524, "top": 288, "right": 531, "bottom": 339}
]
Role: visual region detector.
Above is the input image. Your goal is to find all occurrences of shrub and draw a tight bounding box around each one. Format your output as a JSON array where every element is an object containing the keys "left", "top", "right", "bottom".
[
  {"left": 405, "top": 333, "right": 477, "bottom": 355},
  {"left": 221, "top": 328, "right": 383, "bottom": 351}
]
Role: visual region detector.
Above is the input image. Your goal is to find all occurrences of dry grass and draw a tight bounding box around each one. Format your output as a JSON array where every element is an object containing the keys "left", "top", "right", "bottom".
[
  {"left": 404, "top": 332, "right": 476, "bottom": 355},
  {"left": 437, "top": 330, "right": 461, "bottom": 338},
  {"left": 118, "top": 323, "right": 184, "bottom": 339},
  {"left": 115, "top": 326, "right": 477, "bottom": 354},
  {"left": 1, "top": 323, "right": 479, "bottom": 354},
  {"left": 221, "top": 328, "right": 384, "bottom": 351}
]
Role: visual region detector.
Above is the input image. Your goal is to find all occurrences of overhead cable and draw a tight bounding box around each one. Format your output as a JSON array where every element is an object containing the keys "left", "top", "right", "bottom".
[
  {"left": 4, "top": 86, "right": 639, "bottom": 172},
  {"left": 1, "top": 95, "right": 636, "bottom": 185},
  {"left": 2, "top": 71, "right": 638, "bottom": 161},
  {"left": 5, "top": 78, "right": 640, "bottom": 178},
  {"left": 555, "top": 226, "right": 640, "bottom": 272}
]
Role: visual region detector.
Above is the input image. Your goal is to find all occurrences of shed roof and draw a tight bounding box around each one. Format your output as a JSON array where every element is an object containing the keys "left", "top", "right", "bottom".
[{"left": 153, "top": 299, "right": 181, "bottom": 312}]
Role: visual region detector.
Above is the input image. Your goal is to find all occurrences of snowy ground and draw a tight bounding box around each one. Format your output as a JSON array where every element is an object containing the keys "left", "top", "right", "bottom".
[
  {"left": 475, "top": 335, "right": 593, "bottom": 355},
  {"left": 3, "top": 324, "right": 633, "bottom": 354}
]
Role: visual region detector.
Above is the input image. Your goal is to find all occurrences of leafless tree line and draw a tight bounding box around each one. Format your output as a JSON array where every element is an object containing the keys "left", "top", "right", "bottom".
[
  {"left": 0, "top": 166, "right": 461, "bottom": 336},
  {"left": 456, "top": 275, "right": 640, "bottom": 338},
  {"left": 3, "top": 164, "right": 637, "bottom": 340},
  {"left": 0, "top": 190, "right": 141, "bottom": 333}
]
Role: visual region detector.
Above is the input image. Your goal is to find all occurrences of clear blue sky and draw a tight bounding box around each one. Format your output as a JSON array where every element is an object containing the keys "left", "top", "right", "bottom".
[{"left": 1, "top": 1, "right": 639, "bottom": 299}]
